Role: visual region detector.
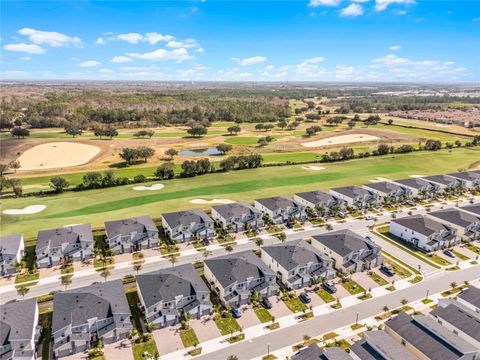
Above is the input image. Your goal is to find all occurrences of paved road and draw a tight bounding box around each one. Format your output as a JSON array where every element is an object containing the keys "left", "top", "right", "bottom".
[{"left": 194, "top": 265, "right": 480, "bottom": 360}]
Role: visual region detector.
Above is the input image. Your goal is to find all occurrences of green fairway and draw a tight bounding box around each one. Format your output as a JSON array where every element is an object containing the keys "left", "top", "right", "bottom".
[
  {"left": 224, "top": 136, "right": 261, "bottom": 145},
  {"left": 2, "top": 147, "right": 479, "bottom": 240}
]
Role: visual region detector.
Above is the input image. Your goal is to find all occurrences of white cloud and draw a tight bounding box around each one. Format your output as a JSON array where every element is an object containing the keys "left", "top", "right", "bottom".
[
  {"left": 111, "top": 56, "right": 132, "bottom": 63},
  {"left": 340, "top": 4, "right": 364, "bottom": 16},
  {"left": 128, "top": 48, "right": 194, "bottom": 62},
  {"left": 196, "top": 47, "right": 205, "bottom": 53},
  {"left": 375, "top": 0, "right": 415, "bottom": 11},
  {"left": 372, "top": 54, "right": 409, "bottom": 65},
  {"left": 309, "top": 0, "right": 341, "bottom": 7},
  {"left": 335, "top": 65, "right": 356, "bottom": 79},
  {"left": 117, "top": 33, "right": 144, "bottom": 44},
  {"left": 99, "top": 68, "right": 114, "bottom": 74},
  {"left": 1, "top": 70, "right": 30, "bottom": 78},
  {"left": 166, "top": 39, "right": 201, "bottom": 50},
  {"left": 18, "top": 28, "right": 81, "bottom": 47},
  {"left": 78, "top": 60, "right": 101, "bottom": 67},
  {"left": 3, "top": 43, "right": 46, "bottom": 54},
  {"left": 217, "top": 68, "right": 252, "bottom": 80},
  {"left": 234, "top": 56, "right": 267, "bottom": 66},
  {"left": 20, "top": 56, "right": 32, "bottom": 61},
  {"left": 296, "top": 57, "right": 327, "bottom": 77},
  {"left": 144, "top": 32, "right": 174, "bottom": 44},
  {"left": 96, "top": 37, "right": 106, "bottom": 45},
  {"left": 352, "top": 0, "right": 369, "bottom": 2},
  {"left": 389, "top": 45, "right": 401, "bottom": 51}
]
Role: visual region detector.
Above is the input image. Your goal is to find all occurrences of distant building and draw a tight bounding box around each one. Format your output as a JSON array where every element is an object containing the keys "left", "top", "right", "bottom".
[
  {"left": 35, "top": 224, "right": 93, "bottom": 268},
  {"left": 362, "top": 182, "right": 408, "bottom": 203},
  {"left": 428, "top": 208, "right": 480, "bottom": 240},
  {"left": 392, "top": 178, "right": 439, "bottom": 198},
  {"left": 329, "top": 186, "right": 379, "bottom": 210},
  {"left": 211, "top": 202, "right": 263, "bottom": 233},
  {"left": 0, "top": 298, "right": 40, "bottom": 360},
  {"left": 261, "top": 239, "right": 335, "bottom": 289},
  {"left": 136, "top": 264, "right": 212, "bottom": 327},
  {"left": 161, "top": 209, "right": 215, "bottom": 242},
  {"left": 105, "top": 216, "right": 159, "bottom": 253},
  {"left": 0, "top": 234, "right": 24, "bottom": 276},
  {"left": 52, "top": 280, "right": 132, "bottom": 358},
  {"left": 204, "top": 250, "right": 279, "bottom": 307},
  {"left": 390, "top": 214, "right": 460, "bottom": 252},
  {"left": 311, "top": 229, "right": 383, "bottom": 273},
  {"left": 254, "top": 196, "right": 306, "bottom": 224},
  {"left": 293, "top": 190, "right": 343, "bottom": 215}
]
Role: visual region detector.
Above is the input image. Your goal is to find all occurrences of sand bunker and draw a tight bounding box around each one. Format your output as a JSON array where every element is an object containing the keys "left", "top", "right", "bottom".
[
  {"left": 3, "top": 205, "right": 46, "bottom": 215},
  {"left": 190, "top": 199, "right": 235, "bottom": 204},
  {"left": 132, "top": 184, "right": 165, "bottom": 191},
  {"left": 302, "top": 166, "right": 325, "bottom": 171},
  {"left": 409, "top": 175, "right": 426, "bottom": 178},
  {"left": 23, "top": 184, "right": 50, "bottom": 190},
  {"left": 301, "top": 134, "right": 380, "bottom": 148},
  {"left": 369, "top": 177, "right": 392, "bottom": 183},
  {"left": 18, "top": 142, "right": 100, "bottom": 170}
]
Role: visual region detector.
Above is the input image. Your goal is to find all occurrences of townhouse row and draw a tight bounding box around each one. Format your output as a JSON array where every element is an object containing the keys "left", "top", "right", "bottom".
[{"left": 1, "top": 170, "right": 479, "bottom": 276}]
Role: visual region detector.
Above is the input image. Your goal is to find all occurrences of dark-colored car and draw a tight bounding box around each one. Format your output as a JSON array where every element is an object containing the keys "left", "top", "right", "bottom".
[
  {"left": 443, "top": 249, "right": 456, "bottom": 258},
  {"left": 299, "top": 292, "right": 311, "bottom": 304},
  {"left": 323, "top": 281, "right": 337, "bottom": 294},
  {"left": 381, "top": 264, "right": 395, "bottom": 276},
  {"left": 231, "top": 307, "right": 242, "bottom": 318},
  {"left": 262, "top": 298, "right": 272, "bottom": 309}
]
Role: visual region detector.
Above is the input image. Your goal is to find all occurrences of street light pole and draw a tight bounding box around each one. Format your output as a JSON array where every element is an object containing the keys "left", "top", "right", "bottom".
[
  {"left": 356, "top": 312, "right": 359, "bottom": 325},
  {"left": 267, "top": 343, "right": 270, "bottom": 358},
  {"left": 426, "top": 288, "right": 430, "bottom": 300}
]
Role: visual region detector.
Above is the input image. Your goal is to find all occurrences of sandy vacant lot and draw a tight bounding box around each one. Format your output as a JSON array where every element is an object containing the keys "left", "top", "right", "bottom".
[
  {"left": 18, "top": 142, "right": 100, "bottom": 170},
  {"left": 301, "top": 134, "right": 380, "bottom": 148}
]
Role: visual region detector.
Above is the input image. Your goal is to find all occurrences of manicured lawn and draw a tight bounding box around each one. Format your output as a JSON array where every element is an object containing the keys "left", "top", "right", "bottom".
[
  {"left": 409, "top": 276, "right": 423, "bottom": 284},
  {"left": 214, "top": 315, "right": 241, "bottom": 336},
  {"left": 126, "top": 291, "right": 144, "bottom": 333},
  {"left": 224, "top": 136, "right": 260, "bottom": 145},
  {"left": 322, "top": 332, "right": 339, "bottom": 341},
  {"left": 382, "top": 254, "right": 415, "bottom": 277},
  {"left": 316, "top": 289, "right": 336, "bottom": 303},
  {"left": 452, "top": 251, "right": 469, "bottom": 261},
  {"left": 426, "top": 254, "right": 451, "bottom": 266},
  {"left": 15, "top": 272, "right": 39, "bottom": 285},
  {"left": 179, "top": 328, "right": 199, "bottom": 348},
  {"left": 39, "top": 312, "right": 52, "bottom": 360},
  {"left": 132, "top": 338, "right": 158, "bottom": 360},
  {"left": 254, "top": 308, "right": 274, "bottom": 323},
  {"left": 283, "top": 297, "right": 308, "bottom": 313},
  {"left": 368, "top": 272, "right": 389, "bottom": 286},
  {"left": 467, "top": 245, "right": 480, "bottom": 254},
  {"left": 4, "top": 148, "right": 480, "bottom": 239},
  {"left": 341, "top": 280, "right": 365, "bottom": 295}
]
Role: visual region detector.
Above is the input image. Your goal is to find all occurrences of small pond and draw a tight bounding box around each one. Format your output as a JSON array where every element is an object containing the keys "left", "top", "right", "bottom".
[{"left": 179, "top": 147, "right": 222, "bottom": 156}]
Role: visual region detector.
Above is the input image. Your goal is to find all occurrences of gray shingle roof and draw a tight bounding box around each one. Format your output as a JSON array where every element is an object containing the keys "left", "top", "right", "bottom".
[
  {"left": 423, "top": 174, "right": 458, "bottom": 186},
  {"left": 105, "top": 216, "right": 157, "bottom": 238},
  {"left": 429, "top": 208, "right": 480, "bottom": 229},
  {"left": 460, "top": 204, "right": 480, "bottom": 216},
  {"left": 393, "top": 177, "right": 431, "bottom": 190},
  {"left": 350, "top": 330, "right": 417, "bottom": 360},
  {"left": 255, "top": 196, "right": 301, "bottom": 212},
  {"left": 294, "top": 191, "right": 338, "bottom": 206},
  {"left": 0, "top": 234, "right": 23, "bottom": 256},
  {"left": 162, "top": 209, "right": 212, "bottom": 228},
  {"left": 136, "top": 263, "right": 210, "bottom": 309},
  {"left": 0, "top": 298, "right": 37, "bottom": 344},
  {"left": 262, "top": 239, "right": 330, "bottom": 271},
  {"left": 458, "top": 286, "right": 480, "bottom": 308},
  {"left": 386, "top": 313, "right": 477, "bottom": 360},
  {"left": 447, "top": 171, "right": 480, "bottom": 182},
  {"left": 431, "top": 301, "right": 480, "bottom": 342},
  {"left": 363, "top": 181, "right": 404, "bottom": 195},
  {"left": 212, "top": 202, "right": 260, "bottom": 220},
  {"left": 52, "top": 280, "right": 130, "bottom": 333},
  {"left": 37, "top": 224, "right": 93, "bottom": 250},
  {"left": 205, "top": 250, "right": 274, "bottom": 288},
  {"left": 291, "top": 344, "right": 323, "bottom": 360},
  {"left": 392, "top": 214, "right": 449, "bottom": 237},
  {"left": 330, "top": 186, "right": 372, "bottom": 199},
  {"left": 312, "top": 229, "right": 379, "bottom": 257},
  {"left": 321, "top": 347, "right": 353, "bottom": 360}
]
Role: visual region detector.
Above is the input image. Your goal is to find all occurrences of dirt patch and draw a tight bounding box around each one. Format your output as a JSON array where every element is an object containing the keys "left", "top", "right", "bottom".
[
  {"left": 302, "top": 134, "right": 380, "bottom": 148},
  {"left": 18, "top": 142, "right": 100, "bottom": 170}
]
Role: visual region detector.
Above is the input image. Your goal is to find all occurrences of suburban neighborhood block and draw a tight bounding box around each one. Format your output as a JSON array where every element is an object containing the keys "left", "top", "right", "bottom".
[
  {"left": 211, "top": 201, "right": 264, "bottom": 233},
  {"left": 161, "top": 208, "right": 215, "bottom": 242},
  {"left": 447, "top": 171, "right": 480, "bottom": 189},
  {"left": 362, "top": 181, "right": 408, "bottom": 204},
  {"left": 0, "top": 234, "right": 24, "bottom": 276},
  {"left": 392, "top": 178, "right": 438, "bottom": 198},
  {"left": 349, "top": 330, "right": 417, "bottom": 360},
  {"left": 254, "top": 196, "right": 306, "bottom": 225},
  {"left": 293, "top": 190, "right": 343, "bottom": 216},
  {"left": 428, "top": 208, "right": 480, "bottom": 241},
  {"left": 329, "top": 186, "right": 379, "bottom": 210},
  {"left": 105, "top": 215, "right": 159, "bottom": 253}
]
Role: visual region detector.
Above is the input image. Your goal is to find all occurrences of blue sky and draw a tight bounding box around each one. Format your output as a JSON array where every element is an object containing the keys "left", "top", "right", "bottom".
[{"left": 1, "top": 0, "right": 479, "bottom": 81}]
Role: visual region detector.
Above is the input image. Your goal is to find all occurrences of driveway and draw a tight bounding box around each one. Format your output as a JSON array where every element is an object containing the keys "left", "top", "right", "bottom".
[
  {"left": 352, "top": 272, "right": 380, "bottom": 292},
  {"left": 294, "top": 288, "right": 324, "bottom": 307},
  {"left": 236, "top": 304, "right": 261, "bottom": 329},
  {"left": 331, "top": 279, "right": 351, "bottom": 299},
  {"left": 62, "top": 352, "right": 88, "bottom": 360},
  {"left": 103, "top": 339, "right": 134, "bottom": 360},
  {"left": 190, "top": 316, "right": 221, "bottom": 343},
  {"left": 370, "top": 267, "right": 401, "bottom": 283},
  {"left": 454, "top": 245, "right": 477, "bottom": 259},
  {"left": 268, "top": 295, "right": 292, "bottom": 318},
  {"left": 152, "top": 325, "right": 183, "bottom": 355},
  {"left": 432, "top": 250, "right": 456, "bottom": 265}
]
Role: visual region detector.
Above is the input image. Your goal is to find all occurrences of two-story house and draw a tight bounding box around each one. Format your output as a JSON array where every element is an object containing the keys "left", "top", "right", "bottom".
[
  {"left": 329, "top": 186, "right": 379, "bottom": 210},
  {"left": 0, "top": 298, "right": 40, "bottom": 360},
  {"left": 311, "top": 229, "right": 383, "bottom": 273},
  {"left": 461, "top": 203, "right": 480, "bottom": 217},
  {"left": 52, "top": 280, "right": 132, "bottom": 358},
  {"left": 161, "top": 209, "right": 215, "bottom": 243},
  {"left": 35, "top": 224, "right": 93, "bottom": 268},
  {"left": 447, "top": 171, "right": 480, "bottom": 189},
  {"left": 254, "top": 196, "right": 306, "bottom": 225},
  {"left": 261, "top": 239, "right": 335, "bottom": 290},
  {"left": 457, "top": 286, "right": 480, "bottom": 314},
  {"left": 0, "top": 234, "right": 24, "bottom": 276},
  {"left": 136, "top": 263, "right": 212, "bottom": 328},
  {"left": 211, "top": 202, "right": 264, "bottom": 233},
  {"left": 423, "top": 174, "right": 462, "bottom": 193},
  {"left": 105, "top": 216, "right": 159, "bottom": 254},
  {"left": 362, "top": 181, "right": 408, "bottom": 204},
  {"left": 392, "top": 177, "right": 439, "bottom": 199},
  {"left": 293, "top": 190, "right": 344, "bottom": 216},
  {"left": 204, "top": 250, "right": 279, "bottom": 307},
  {"left": 349, "top": 330, "right": 418, "bottom": 360},
  {"left": 390, "top": 214, "right": 460, "bottom": 252},
  {"left": 428, "top": 208, "right": 480, "bottom": 241}
]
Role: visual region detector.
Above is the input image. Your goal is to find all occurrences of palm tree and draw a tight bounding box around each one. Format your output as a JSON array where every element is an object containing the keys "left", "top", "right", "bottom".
[
  {"left": 276, "top": 232, "right": 287, "bottom": 242},
  {"left": 383, "top": 305, "right": 389, "bottom": 314},
  {"left": 227, "top": 356, "right": 239, "bottom": 360},
  {"left": 255, "top": 238, "right": 264, "bottom": 248},
  {"left": 450, "top": 281, "right": 457, "bottom": 289},
  {"left": 169, "top": 254, "right": 178, "bottom": 268},
  {"left": 400, "top": 298, "right": 408, "bottom": 306},
  {"left": 16, "top": 285, "right": 29, "bottom": 299},
  {"left": 203, "top": 249, "right": 212, "bottom": 259},
  {"left": 61, "top": 274, "right": 73, "bottom": 289},
  {"left": 100, "top": 268, "right": 111, "bottom": 282},
  {"left": 325, "top": 224, "right": 333, "bottom": 232},
  {"left": 145, "top": 322, "right": 157, "bottom": 333},
  {"left": 225, "top": 244, "right": 234, "bottom": 254},
  {"left": 133, "top": 261, "right": 144, "bottom": 274}
]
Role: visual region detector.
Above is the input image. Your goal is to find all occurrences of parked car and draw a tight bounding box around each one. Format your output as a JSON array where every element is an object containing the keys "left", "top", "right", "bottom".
[
  {"left": 405, "top": 200, "right": 415, "bottom": 206},
  {"left": 381, "top": 264, "right": 395, "bottom": 276},
  {"left": 338, "top": 211, "right": 346, "bottom": 218},
  {"left": 365, "top": 214, "right": 377, "bottom": 221},
  {"left": 262, "top": 298, "right": 272, "bottom": 309},
  {"left": 231, "top": 307, "right": 242, "bottom": 318},
  {"left": 323, "top": 281, "right": 337, "bottom": 294},
  {"left": 299, "top": 292, "right": 311, "bottom": 304},
  {"left": 443, "top": 249, "right": 456, "bottom": 258}
]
